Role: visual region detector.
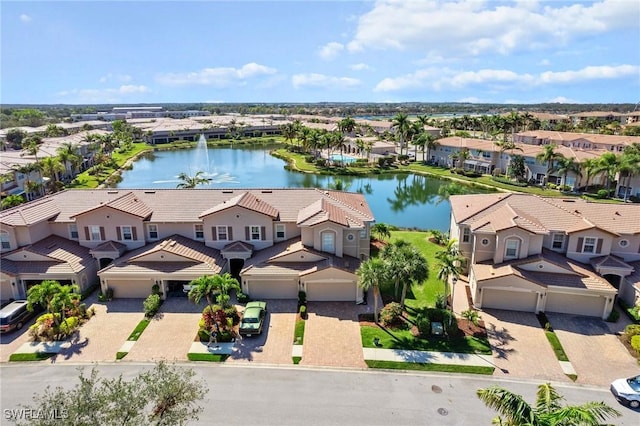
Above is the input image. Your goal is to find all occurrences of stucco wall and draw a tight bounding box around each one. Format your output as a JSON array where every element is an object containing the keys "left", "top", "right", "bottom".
[
  {"left": 566, "top": 228, "right": 614, "bottom": 263},
  {"left": 75, "top": 206, "right": 145, "bottom": 250},
  {"left": 202, "top": 206, "right": 273, "bottom": 251}
]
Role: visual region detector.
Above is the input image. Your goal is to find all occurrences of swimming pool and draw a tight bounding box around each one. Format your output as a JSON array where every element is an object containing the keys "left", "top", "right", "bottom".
[{"left": 329, "top": 154, "right": 358, "bottom": 164}]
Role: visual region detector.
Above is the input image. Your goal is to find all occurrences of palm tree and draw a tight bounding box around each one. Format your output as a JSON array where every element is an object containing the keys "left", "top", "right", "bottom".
[
  {"left": 477, "top": 382, "right": 620, "bottom": 426},
  {"left": 210, "top": 273, "right": 240, "bottom": 307},
  {"left": 579, "top": 158, "right": 600, "bottom": 191},
  {"left": 187, "top": 275, "right": 220, "bottom": 314},
  {"left": 27, "top": 280, "right": 78, "bottom": 330},
  {"left": 595, "top": 152, "right": 620, "bottom": 195},
  {"left": 52, "top": 283, "right": 81, "bottom": 326},
  {"left": 57, "top": 142, "right": 81, "bottom": 179},
  {"left": 436, "top": 239, "right": 463, "bottom": 319},
  {"left": 617, "top": 145, "right": 640, "bottom": 201},
  {"left": 280, "top": 122, "right": 297, "bottom": 146},
  {"left": 338, "top": 116, "right": 356, "bottom": 135},
  {"left": 1, "top": 195, "right": 25, "bottom": 209},
  {"left": 391, "top": 113, "right": 410, "bottom": 155},
  {"left": 550, "top": 156, "right": 581, "bottom": 191},
  {"left": 535, "top": 144, "right": 563, "bottom": 185},
  {"left": 356, "top": 258, "right": 386, "bottom": 323},
  {"left": 495, "top": 140, "right": 523, "bottom": 176},
  {"left": 371, "top": 223, "right": 391, "bottom": 242},
  {"left": 380, "top": 239, "right": 428, "bottom": 306},
  {"left": 40, "top": 156, "right": 65, "bottom": 193},
  {"left": 176, "top": 171, "right": 211, "bottom": 189}
]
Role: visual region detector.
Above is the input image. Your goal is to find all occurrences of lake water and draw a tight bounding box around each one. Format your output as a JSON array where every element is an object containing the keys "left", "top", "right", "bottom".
[{"left": 115, "top": 144, "right": 488, "bottom": 231}]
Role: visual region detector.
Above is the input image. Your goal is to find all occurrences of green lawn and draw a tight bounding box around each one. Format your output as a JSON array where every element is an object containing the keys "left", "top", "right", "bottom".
[
  {"left": 187, "top": 353, "right": 228, "bottom": 362},
  {"left": 9, "top": 353, "right": 55, "bottom": 362},
  {"left": 544, "top": 330, "right": 570, "bottom": 362},
  {"left": 294, "top": 319, "right": 305, "bottom": 345},
  {"left": 126, "top": 319, "right": 150, "bottom": 341},
  {"left": 365, "top": 360, "right": 495, "bottom": 374}
]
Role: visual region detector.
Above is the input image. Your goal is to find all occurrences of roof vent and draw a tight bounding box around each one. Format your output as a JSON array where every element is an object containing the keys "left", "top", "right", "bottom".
[
  {"left": 144, "top": 191, "right": 156, "bottom": 194},
  {"left": 222, "top": 190, "right": 233, "bottom": 194},
  {"left": 107, "top": 191, "right": 118, "bottom": 194},
  {"left": 615, "top": 211, "right": 621, "bottom": 216},
  {"left": 261, "top": 190, "right": 272, "bottom": 194}
]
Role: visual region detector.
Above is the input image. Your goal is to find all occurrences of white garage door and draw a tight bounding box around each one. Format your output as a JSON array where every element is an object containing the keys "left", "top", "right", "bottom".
[
  {"left": 248, "top": 280, "right": 298, "bottom": 299},
  {"left": 545, "top": 292, "right": 605, "bottom": 317},
  {"left": 107, "top": 280, "right": 152, "bottom": 299},
  {"left": 307, "top": 281, "right": 357, "bottom": 302},
  {"left": 482, "top": 289, "right": 538, "bottom": 312}
]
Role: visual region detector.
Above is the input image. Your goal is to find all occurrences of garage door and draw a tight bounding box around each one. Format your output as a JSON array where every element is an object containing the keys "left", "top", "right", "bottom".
[
  {"left": 482, "top": 289, "right": 538, "bottom": 312},
  {"left": 248, "top": 280, "right": 298, "bottom": 299},
  {"left": 107, "top": 280, "right": 152, "bottom": 299},
  {"left": 307, "top": 281, "right": 357, "bottom": 302},
  {"left": 545, "top": 292, "right": 605, "bottom": 317}
]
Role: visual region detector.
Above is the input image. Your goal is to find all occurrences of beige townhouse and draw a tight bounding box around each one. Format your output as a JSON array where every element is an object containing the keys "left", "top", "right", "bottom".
[
  {"left": 1, "top": 188, "right": 374, "bottom": 304},
  {"left": 450, "top": 194, "right": 640, "bottom": 319}
]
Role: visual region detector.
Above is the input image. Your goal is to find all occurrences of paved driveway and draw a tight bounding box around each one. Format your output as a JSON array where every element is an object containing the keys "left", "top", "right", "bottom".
[
  {"left": 227, "top": 300, "right": 297, "bottom": 365},
  {"left": 53, "top": 300, "right": 144, "bottom": 363},
  {"left": 300, "top": 302, "right": 367, "bottom": 369},
  {"left": 481, "top": 309, "right": 568, "bottom": 382},
  {"left": 0, "top": 315, "right": 39, "bottom": 363},
  {"left": 546, "top": 313, "right": 640, "bottom": 386},
  {"left": 124, "top": 297, "right": 202, "bottom": 362}
]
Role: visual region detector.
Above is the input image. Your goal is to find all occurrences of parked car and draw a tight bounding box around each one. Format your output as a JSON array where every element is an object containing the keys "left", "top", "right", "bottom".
[
  {"left": 0, "top": 300, "right": 39, "bottom": 333},
  {"left": 239, "top": 301, "right": 267, "bottom": 336},
  {"left": 610, "top": 374, "right": 640, "bottom": 409}
]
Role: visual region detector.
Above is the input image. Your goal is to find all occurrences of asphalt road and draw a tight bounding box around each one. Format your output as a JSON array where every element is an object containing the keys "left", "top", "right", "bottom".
[{"left": 1, "top": 363, "right": 638, "bottom": 425}]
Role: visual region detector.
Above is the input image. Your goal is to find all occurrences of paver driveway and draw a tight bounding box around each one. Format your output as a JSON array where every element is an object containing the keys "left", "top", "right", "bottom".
[
  {"left": 53, "top": 299, "right": 143, "bottom": 363},
  {"left": 227, "top": 300, "right": 297, "bottom": 365},
  {"left": 0, "top": 315, "right": 38, "bottom": 363},
  {"left": 547, "top": 313, "right": 640, "bottom": 386},
  {"left": 481, "top": 309, "right": 568, "bottom": 382},
  {"left": 300, "top": 302, "right": 367, "bottom": 369},
  {"left": 124, "top": 297, "right": 202, "bottom": 362}
]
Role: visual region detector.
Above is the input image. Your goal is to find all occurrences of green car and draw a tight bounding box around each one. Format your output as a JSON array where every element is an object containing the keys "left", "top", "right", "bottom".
[{"left": 239, "top": 301, "right": 267, "bottom": 336}]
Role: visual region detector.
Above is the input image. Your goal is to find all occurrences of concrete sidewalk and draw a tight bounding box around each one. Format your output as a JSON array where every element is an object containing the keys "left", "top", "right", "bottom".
[{"left": 362, "top": 347, "right": 494, "bottom": 367}]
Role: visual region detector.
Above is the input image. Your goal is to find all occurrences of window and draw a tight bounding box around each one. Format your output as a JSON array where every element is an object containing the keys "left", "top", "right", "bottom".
[
  {"left": 359, "top": 230, "right": 367, "bottom": 239},
  {"left": 147, "top": 224, "right": 158, "bottom": 239},
  {"left": 250, "top": 226, "right": 261, "bottom": 240},
  {"left": 121, "top": 226, "right": 133, "bottom": 241},
  {"left": 462, "top": 228, "right": 470, "bottom": 243},
  {"left": 217, "top": 226, "right": 228, "bottom": 241},
  {"left": 552, "top": 233, "right": 565, "bottom": 250},
  {"left": 583, "top": 237, "right": 596, "bottom": 253},
  {"left": 69, "top": 224, "right": 79, "bottom": 239},
  {"left": 0, "top": 232, "right": 10, "bottom": 249},
  {"left": 275, "top": 224, "right": 285, "bottom": 239},
  {"left": 90, "top": 226, "right": 101, "bottom": 241},
  {"left": 194, "top": 224, "right": 204, "bottom": 240},
  {"left": 347, "top": 233, "right": 355, "bottom": 241},
  {"left": 481, "top": 238, "right": 490, "bottom": 246},
  {"left": 322, "top": 232, "right": 335, "bottom": 253},
  {"left": 619, "top": 239, "right": 629, "bottom": 248},
  {"left": 505, "top": 239, "right": 519, "bottom": 259}
]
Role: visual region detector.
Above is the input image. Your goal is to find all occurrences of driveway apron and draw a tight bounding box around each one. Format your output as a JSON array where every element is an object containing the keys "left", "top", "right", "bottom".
[
  {"left": 227, "top": 300, "right": 296, "bottom": 365},
  {"left": 481, "top": 309, "right": 568, "bottom": 382},
  {"left": 301, "top": 302, "right": 367, "bottom": 369},
  {"left": 124, "top": 297, "right": 202, "bottom": 362},
  {"left": 546, "top": 313, "right": 640, "bottom": 386},
  {"left": 54, "top": 300, "right": 144, "bottom": 363}
]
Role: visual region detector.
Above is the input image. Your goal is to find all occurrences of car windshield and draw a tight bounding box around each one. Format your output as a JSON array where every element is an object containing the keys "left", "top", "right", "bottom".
[
  {"left": 243, "top": 318, "right": 258, "bottom": 324},
  {"left": 627, "top": 376, "right": 640, "bottom": 392}
]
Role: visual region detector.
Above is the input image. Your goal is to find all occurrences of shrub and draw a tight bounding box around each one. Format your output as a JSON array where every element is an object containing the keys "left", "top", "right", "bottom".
[
  {"left": 298, "top": 290, "right": 307, "bottom": 304},
  {"left": 415, "top": 313, "right": 431, "bottom": 337},
  {"left": 143, "top": 294, "right": 161, "bottom": 318},
  {"left": 305, "top": 155, "right": 315, "bottom": 163},
  {"left": 596, "top": 189, "right": 609, "bottom": 199},
  {"left": 435, "top": 294, "right": 447, "bottom": 310},
  {"left": 625, "top": 324, "right": 640, "bottom": 340},
  {"left": 151, "top": 284, "right": 161, "bottom": 295},
  {"left": 299, "top": 305, "right": 307, "bottom": 319},
  {"left": 461, "top": 309, "right": 481, "bottom": 326},
  {"left": 491, "top": 175, "right": 528, "bottom": 187},
  {"left": 223, "top": 305, "right": 239, "bottom": 324},
  {"left": 203, "top": 304, "right": 223, "bottom": 315},
  {"left": 491, "top": 168, "right": 503, "bottom": 177},
  {"left": 606, "top": 309, "right": 620, "bottom": 323},
  {"left": 315, "top": 158, "right": 327, "bottom": 167},
  {"left": 631, "top": 335, "right": 640, "bottom": 355},
  {"left": 236, "top": 292, "right": 250, "bottom": 304},
  {"left": 443, "top": 312, "right": 458, "bottom": 336},
  {"left": 105, "top": 288, "right": 114, "bottom": 300},
  {"left": 59, "top": 316, "right": 79, "bottom": 335},
  {"left": 380, "top": 302, "right": 404, "bottom": 326}
]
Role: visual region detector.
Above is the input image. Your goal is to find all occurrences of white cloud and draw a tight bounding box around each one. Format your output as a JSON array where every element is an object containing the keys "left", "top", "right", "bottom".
[
  {"left": 538, "top": 59, "right": 551, "bottom": 66},
  {"left": 292, "top": 73, "right": 361, "bottom": 90},
  {"left": 374, "top": 64, "right": 639, "bottom": 92},
  {"left": 99, "top": 73, "right": 132, "bottom": 83},
  {"left": 349, "top": 63, "right": 372, "bottom": 71},
  {"left": 20, "top": 14, "right": 32, "bottom": 23},
  {"left": 548, "top": 96, "right": 577, "bottom": 104},
  {"left": 458, "top": 96, "right": 482, "bottom": 103},
  {"left": 57, "top": 85, "right": 150, "bottom": 103},
  {"left": 318, "top": 42, "right": 344, "bottom": 61},
  {"left": 156, "top": 63, "right": 277, "bottom": 86},
  {"left": 347, "top": 0, "right": 638, "bottom": 56}
]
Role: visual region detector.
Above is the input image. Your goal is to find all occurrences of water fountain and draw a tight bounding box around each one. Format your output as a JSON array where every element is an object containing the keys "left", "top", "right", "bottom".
[{"left": 192, "top": 134, "right": 211, "bottom": 175}]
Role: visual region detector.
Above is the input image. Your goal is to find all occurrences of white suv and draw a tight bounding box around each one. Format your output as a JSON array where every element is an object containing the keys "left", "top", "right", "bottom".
[{"left": 610, "top": 375, "right": 640, "bottom": 409}]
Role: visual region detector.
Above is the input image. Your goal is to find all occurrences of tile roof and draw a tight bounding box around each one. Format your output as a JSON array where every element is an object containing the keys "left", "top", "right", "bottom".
[
  {"left": 199, "top": 191, "right": 279, "bottom": 218},
  {"left": 1, "top": 235, "right": 94, "bottom": 276},
  {"left": 451, "top": 194, "right": 640, "bottom": 236},
  {"left": 221, "top": 241, "right": 254, "bottom": 253},
  {"left": 9, "top": 188, "right": 373, "bottom": 226},
  {"left": 474, "top": 249, "right": 615, "bottom": 292},
  {"left": 589, "top": 255, "right": 634, "bottom": 271},
  {"left": 91, "top": 240, "right": 128, "bottom": 253},
  {"left": 71, "top": 191, "right": 153, "bottom": 219}
]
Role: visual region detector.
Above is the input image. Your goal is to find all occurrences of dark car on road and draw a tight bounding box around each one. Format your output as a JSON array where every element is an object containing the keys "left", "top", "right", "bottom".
[
  {"left": 0, "top": 300, "right": 38, "bottom": 333},
  {"left": 239, "top": 301, "right": 267, "bottom": 336}
]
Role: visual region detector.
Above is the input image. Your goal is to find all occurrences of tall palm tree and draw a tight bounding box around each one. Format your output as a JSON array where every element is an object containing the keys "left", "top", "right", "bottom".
[
  {"left": 176, "top": 171, "right": 211, "bottom": 189},
  {"left": 209, "top": 273, "right": 240, "bottom": 307},
  {"left": 356, "top": 258, "right": 386, "bottom": 323},
  {"left": 52, "top": 283, "right": 81, "bottom": 326},
  {"left": 535, "top": 144, "right": 563, "bottom": 185},
  {"left": 550, "top": 156, "right": 581, "bottom": 191},
  {"left": 371, "top": 223, "right": 391, "bottom": 242},
  {"left": 381, "top": 239, "right": 427, "bottom": 306},
  {"left": 595, "top": 152, "right": 620, "bottom": 195},
  {"left": 495, "top": 140, "right": 523, "bottom": 176},
  {"left": 436, "top": 239, "right": 463, "bottom": 319},
  {"left": 280, "top": 122, "right": 298, "bottom": 146},
  {"left": 391, "top": 113, "right": 410, "bottom": 155},
  {"left": 57, "top": 142, "right": 81, "bottom": 179},
  {"left": 338, "top": 116, "right": 356, "bottom": 135},
  {"left": 617, "top": 146, "right": 640, "bottom": 201},
  {"left": 477, "top": 382, "right": 620, "bottom": 426},
  {"left": 40, "top": 156, "right": 64, "bottom": 193},
  {"left": 579, "top": 157, "right": 600, "bottom": 191}
]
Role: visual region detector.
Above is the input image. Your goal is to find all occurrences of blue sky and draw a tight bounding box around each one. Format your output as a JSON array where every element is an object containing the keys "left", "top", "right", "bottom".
[{"left": 2, "top": 0, "right": 639, "bottom": 105}]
